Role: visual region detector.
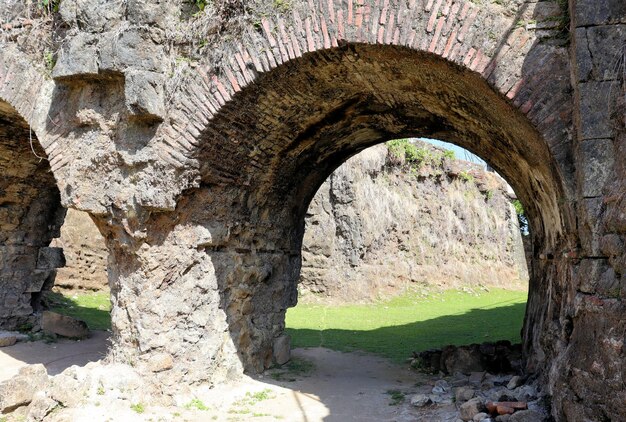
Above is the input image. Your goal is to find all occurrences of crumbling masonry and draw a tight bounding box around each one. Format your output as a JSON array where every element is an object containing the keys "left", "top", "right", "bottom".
[{"left": 0, "top": 0, "right": 624, "bottom": 420}]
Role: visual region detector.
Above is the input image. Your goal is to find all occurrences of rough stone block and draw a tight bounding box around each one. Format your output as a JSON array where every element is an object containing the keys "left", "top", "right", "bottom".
[
  {"left": 579, "top": 138, "right": 615, "bottom": 197},
  {"left": 0, "top": 364, "right": 48, "bottom": 413},
  {"left": 273, "top": 334, "right": 291, "bottom": 365},
  {"left": 574, "top": 0, "right": 626, "bottom": 26},
  {"left": 41, "top": 311, "right": 89, "bottom": 339},
  {"left": 37, "top": 247, "right": 66, "bottom": 270},
  {"left": 577, "top": 259, "right": 620, "bottom": 297},
  {"left": 574, "top": 28, "right": 592, "bottom": 82},
  {"left": 586, "top": 25, "right": 626, "bottom": 82},
  {"left": 59, "top": 0, "right": 125, "bottom": 32},
  {"left": 124, "top": 70, "right": 165, "bottom": 120},
  {"left": 52, "top": 33, "right": 99, "bottom": 80},
  {"left": 99, "top": 30, "right": 164, "bottom": 73},
  {"left": 579, "top": 81, "right": 615, "bottom": 140},
  {"left": 0, "top": 331, "right": 17, "bottom": 347}
]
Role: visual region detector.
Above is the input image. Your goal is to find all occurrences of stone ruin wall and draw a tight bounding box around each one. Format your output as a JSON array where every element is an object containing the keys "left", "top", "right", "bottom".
[{"left": 0, "top": 0, "right": 623, "bottom": 420}]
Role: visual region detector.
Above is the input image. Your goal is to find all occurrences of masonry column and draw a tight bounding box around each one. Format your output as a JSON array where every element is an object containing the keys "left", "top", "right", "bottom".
[{"left": 550, "top": 1, "right": 626, "bottom": 420}]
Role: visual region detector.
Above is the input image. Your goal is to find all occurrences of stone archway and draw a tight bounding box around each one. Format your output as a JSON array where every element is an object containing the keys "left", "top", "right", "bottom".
[
  {"left": 105, "top": 39, "right": 575, "bottom": 394},
  {"left": 8, "top": 0, "right": 619, "bottom": 419},
  {"left": 0, "top": 98, "right": 65, "bottom": 330}
]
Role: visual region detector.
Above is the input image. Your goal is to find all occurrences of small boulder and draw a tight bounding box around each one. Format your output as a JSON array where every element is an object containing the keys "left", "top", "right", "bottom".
[
  {"left": 27, "top": 391, "right": 58, "bottom": 421},
  {"left": 455, "top": 386, "right": 476, "bottom": 402},
  {"left": 460, "top": 397, "right": 486, "bottom": 421},
  {"left": 473, "top": 413, "right": 489, "bottom": 422},
  {"left": 495, "top": 415, "right": 511, "bottom": 422},
  {"left": 507, "top": 376, "right": 523, "bottom": 390},
  {"left": 469, "top": 372, "right": 486, "bottom": 385},
  {"left": 0, "top": 364, "right": 48, "bottom": 413},
  {"left": 0, "top": 331, "right": 17, "bottom": 347},
  {"left": 273, "top": 335, "right": 291, "bottom": 365},
  {"left": 41, "top": 311, "right": 89, "bottom": 339},
  {"left": 410, "top": 393, "right": 432, "bottom": 407}
]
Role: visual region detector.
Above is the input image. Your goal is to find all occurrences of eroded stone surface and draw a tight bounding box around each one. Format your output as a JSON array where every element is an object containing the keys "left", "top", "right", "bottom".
[{"left": 0, "top": 1, "right": 623, "bottom": 421}]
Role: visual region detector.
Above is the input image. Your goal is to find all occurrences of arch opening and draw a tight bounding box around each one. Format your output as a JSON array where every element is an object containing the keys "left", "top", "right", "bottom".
[
  {"left": 167, "top": 44, "right": 574, "bottom": 379},
  {"left": 0, "top": 99, "right": 65, "bottom": 330}
]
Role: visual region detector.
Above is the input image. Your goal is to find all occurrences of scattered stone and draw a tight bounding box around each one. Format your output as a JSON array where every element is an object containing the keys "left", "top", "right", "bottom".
[
  {"left": 460, "top": 397, "right": 486, "bottom": 421},
  {"left": 507, "top": 376, "right": 523, "bottom": 390},
  {"left": 41, "top": 311, "right": 89, "bottom": 339},
  {"left": 0, "top": 331, "right": 17, "bottom": 347},
  {"left": 27, "top": 391, "right": 59, "bottom": 421},
  {"left": 410, "top": 393, "right": 432, "bottom": 407},
  {"left": 474, "top": 413, "right": 489, "bottom": 421},
  {"left": 509, "top": 410, "right": 543, "bottom": 422},
  {"left": 273, "top": 334, "right": 291, "bottom": 365},
  {"left": 0, "top": 364, "right": 48, "bottom": 413},
  {"left": 469, "top": 372, "right": 486, "bottom": 385},
  {"left": 455, "top": 386, "right": 476, "bottom": 402},
  {"left": 495, "top": 415, "right": 511, "bottom": 422}
]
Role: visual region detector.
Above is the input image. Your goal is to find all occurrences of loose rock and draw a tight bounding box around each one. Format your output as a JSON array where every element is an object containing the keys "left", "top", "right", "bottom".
[
  {"left": 41, "top": 311, "right": 89, "bottom": 339},
  {"left": 0, "top": 364, "right": 48, "bottom": 413},
  {"left": 0, "top": 331, "right": 17, "bottom": 347},
  {"left": 460, "top": 397, "right": 486, "bottom": 421}
]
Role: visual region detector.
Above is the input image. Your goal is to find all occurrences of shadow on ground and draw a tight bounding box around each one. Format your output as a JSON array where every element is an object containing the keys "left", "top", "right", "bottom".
[
  {"left": 255, "top": 303, "right": 527, "bottom": 422},
  {"left": 287, "top": 302, "right": 527, "bottom": 363}
]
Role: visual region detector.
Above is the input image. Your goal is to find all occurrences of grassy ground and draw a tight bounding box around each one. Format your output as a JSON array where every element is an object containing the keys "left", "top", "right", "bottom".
[
  {"left": 43, "top": 288, "right": 527, "bottom": 364},
  {"left": 286, "top": 288, "right": 527, "bottom": 363},
  {"left": 44, "top": 291, "right": 112, "bottom": 331}
]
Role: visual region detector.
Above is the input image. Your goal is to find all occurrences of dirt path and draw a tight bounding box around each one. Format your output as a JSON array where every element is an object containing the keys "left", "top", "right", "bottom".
[{"left": 0, "top": 333, "right": 445, "bottom": 421}]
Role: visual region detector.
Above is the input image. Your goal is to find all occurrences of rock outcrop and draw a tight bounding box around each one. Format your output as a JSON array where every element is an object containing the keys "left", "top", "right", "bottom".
[{"left": 301, "top": 141, "right": 528, "bottom": 301}]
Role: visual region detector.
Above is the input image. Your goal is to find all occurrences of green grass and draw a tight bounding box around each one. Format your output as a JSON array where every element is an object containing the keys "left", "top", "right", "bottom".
[
  {"left": 286, "top": 288, "right": 527, "bottom": 363},
  {"left": 44, "top": 291, "right": 112, "bottom": 331}
]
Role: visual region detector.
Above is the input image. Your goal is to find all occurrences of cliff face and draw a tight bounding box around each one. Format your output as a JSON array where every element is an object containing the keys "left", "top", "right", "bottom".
[{"left": 300, "top": 141, "right": 529, "bottom": 301}]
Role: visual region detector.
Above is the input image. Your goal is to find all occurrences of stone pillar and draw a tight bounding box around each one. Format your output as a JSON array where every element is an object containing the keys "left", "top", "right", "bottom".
[
  {"left": 548, "top": 1, "right": 626, "bottom": 420},
  {"left": 100, "top": 186, "right": 298, "bottom": 388}
]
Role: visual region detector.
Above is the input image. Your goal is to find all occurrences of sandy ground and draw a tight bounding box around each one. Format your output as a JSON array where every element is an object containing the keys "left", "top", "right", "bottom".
[{"left": 0, "top": 332, "right": 445, "bottom": 421}]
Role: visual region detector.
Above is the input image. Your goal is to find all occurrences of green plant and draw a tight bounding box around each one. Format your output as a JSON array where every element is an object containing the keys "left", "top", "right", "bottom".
[
  {"left": 193, "top": 0, "right": 207, "bottom": 11},
  {"left": 512, "top": 199, "right": 529, "bottom": 235},
  {"left": 443, "top": 149, "right": 455, "bottom": 160},
  {"left": 97, "top": 386, "right": 105, "bottom": 396},
  {"left": 38, "top": 0, "right": 60, "bottom": 13},
  {"left": 459, "top": 171, "right": 474, "bottom": 182},
  {"left": 485, "top": 190, "right": 494, "bottom": 200},
  {"left": 44, "top": 50, "right": 55, "bottom": 73},
  {"left": 274, "top": 0, "right": 292, "bottom": 12},
  {"left": 270, "top": 357, "right": 315, "bottom": 381},
  {"left": 131, "top": 403, "right": 145, "bottom": 414},
  {"left": 386, "top": 390, "right": 405, "bottom": 406},
  {"left": 184, "top": 399, "right": 209, "bottom": 411}
]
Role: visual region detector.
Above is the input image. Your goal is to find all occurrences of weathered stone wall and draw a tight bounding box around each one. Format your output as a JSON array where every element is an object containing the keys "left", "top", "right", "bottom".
[
  {"left": 0, "top": 0, "right": 624, "bottom": 420},
  {"left": 50, "top": 209, "right": 107, "bottom": 292},
  {"left": 301, "top": 141, "right": 529, "bottom": 301}
]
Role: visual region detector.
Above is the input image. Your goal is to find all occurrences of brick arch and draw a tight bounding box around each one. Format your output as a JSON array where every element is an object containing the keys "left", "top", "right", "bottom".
[
  {"left": 158, "top": 0, "right": 571, "bottom": 179},
  {"left": 156, "top": 0, "right": 574, "bottom": 245},
  {"left": 106, "top": 0, "right": 577, "bottom": 391},
  {"left": 135, "top": 1, "right": 575, "bottom": 380}
]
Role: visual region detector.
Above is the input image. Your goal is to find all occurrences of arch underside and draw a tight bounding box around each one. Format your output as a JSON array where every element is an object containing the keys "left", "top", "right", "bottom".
[
  {"left": 0, "top": 99, "right": 65, "bottom": 329},
  {"left": 156, "top": 44, "right": 575, "bottom": 377},
  {"left": 196, "top": 44, "right": 570, "bottom": 250}
]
